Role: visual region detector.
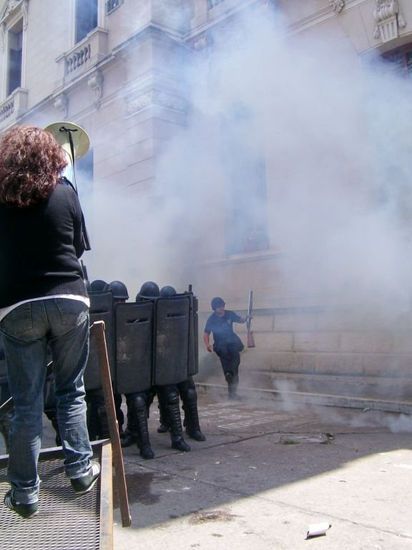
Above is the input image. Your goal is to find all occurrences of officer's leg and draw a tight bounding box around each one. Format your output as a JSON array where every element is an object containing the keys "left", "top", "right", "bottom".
[
  {"left": 216, "top": 345, "right": 237, "bottom": 399},
  {"left": 178, "top": 378, "right": 206, "bottom": 441},
  {"left": 43, "top": 370, "right": 61, "bottom": 446},
  {"left": 157, "top": 395, "right": 169, "bottom": 433},
  {"left": 157, "top": 385, "right": 190, "bottom": 452},
  {"left": 113, "top": 393, "right": 124, "bottom": 436},
  {"left": 122, "top": 392, "right": 154, "bottom": 459},
  {"left": 85, "top": 388, "right": 109, "bottom": 441},
  {"left": 226, "top": 343, "right": 241, "bottom": 399}
]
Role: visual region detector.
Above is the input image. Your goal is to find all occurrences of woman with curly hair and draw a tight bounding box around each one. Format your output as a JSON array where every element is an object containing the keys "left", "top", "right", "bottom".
[{"left": 0, "top": 126, "right": 99, "bottom": 519}]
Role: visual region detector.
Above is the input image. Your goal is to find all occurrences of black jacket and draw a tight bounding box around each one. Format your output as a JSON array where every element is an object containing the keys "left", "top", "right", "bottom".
[{"left": 0, "top": 182, "right": 88, "bottom": 307}]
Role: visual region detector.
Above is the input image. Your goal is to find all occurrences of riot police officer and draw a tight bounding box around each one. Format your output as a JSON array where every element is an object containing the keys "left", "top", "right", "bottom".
[
  {"left": 203, "top": 297, "right": 247, "bottom": 400},
  {"left": 120, "top": 281, "right": 160, "bottom": 458},
  {"left": 90, "top": 279, "right": 109, "bottom": 292},
  {"left": 157, "top": 285, "right": 205, "bottom": 442},
  {"left": 139, "top": 281, "right": 191, "bottom": 452}
]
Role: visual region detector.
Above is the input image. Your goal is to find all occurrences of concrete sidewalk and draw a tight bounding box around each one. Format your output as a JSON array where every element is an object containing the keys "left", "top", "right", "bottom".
[{"left": 113, "top": 388, "right": 412, "bottom": 549}]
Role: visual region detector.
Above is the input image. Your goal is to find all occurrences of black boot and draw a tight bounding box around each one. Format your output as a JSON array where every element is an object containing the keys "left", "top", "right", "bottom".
[
  {"left": 122, "top": 394, "right": 139, "bottom": 447},
  {"left": 86, "top": 390, "right": 109, "bottom": 440},
  {"left": 168, "top": 399, "right": 190, "bottom": 452},
  {"left": 183, "top": 400, "right": 206, "bottom": 441},
  {"left": 171, "top": 437, "right": 191, "bottom": 452},
  {"left": 86, "top": 397, "right": 100, "bottom": 441},
  {"left": 125, "top": 393, "right": 154, "bottom": 458},
  {"left": 225, "top": 372, "right": 240, "bottom": 400},
  {"left": 228, "top": 385, "right": 241, "bottom": 400},
  {"left": 157, "top": 386, "right": 190, "bottom": 452},
  {"left": 139, "top": 444, "right": 155, "bottom": 459},
  {"left": 97, "top": 404, "right": 110, "bottom": 438},
  {"left": 157, "top": 400, "right": 170, "bottom": 433},
  {"left": 121, "top": 429, "right": 137, "bottom": 448},
  {"left": 158, "top": 386, "right": 190, "bottom": 452},
  {"left": 135, "top": 409, "right": 155, "bottom": 460}
]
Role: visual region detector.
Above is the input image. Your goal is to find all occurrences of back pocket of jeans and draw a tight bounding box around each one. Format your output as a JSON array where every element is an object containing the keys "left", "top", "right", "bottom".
[{"left": 0, "top": 303, "right": 33, "bottom": 337}]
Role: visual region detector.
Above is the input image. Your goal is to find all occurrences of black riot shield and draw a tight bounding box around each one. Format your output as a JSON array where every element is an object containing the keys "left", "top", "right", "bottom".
[
  {"left": 187, "top": 292, "right": 199, "bottom": 377},
  {"left": 84, "top": 291, "right": 115, "bottom": 391},
  {"left": 153, "top": 295, "right": 191, "bottom": 386},
  {"left": 115, "top": 302, "right": 153, "bottom": 394}
]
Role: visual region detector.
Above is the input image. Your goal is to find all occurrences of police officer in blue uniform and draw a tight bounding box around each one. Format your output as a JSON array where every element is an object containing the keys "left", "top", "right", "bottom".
[{"left": 203, "top": 297, "right": 247, "bottom": 400}]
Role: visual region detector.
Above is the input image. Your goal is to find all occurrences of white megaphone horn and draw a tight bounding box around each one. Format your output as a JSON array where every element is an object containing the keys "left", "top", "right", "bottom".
[{"left": 45, "top": 121, "right": 90, "bottom": 165}]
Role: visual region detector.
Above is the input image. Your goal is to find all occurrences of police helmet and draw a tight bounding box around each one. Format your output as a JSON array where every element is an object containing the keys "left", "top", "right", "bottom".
[
  {"left": 160, "top": 285, "right": 177, "bottom": 297},
  {"left": 137, "top": 281, "right": 160, "bottom": 299},
  {"left": 90, "top": 279, "right": 109, "bottom": 292},
  {"left": 109, "top": 280, "right": 129, "bottom": 300},
  {"left": 211, "top": 297, "right": 225, "bottom": 310}
]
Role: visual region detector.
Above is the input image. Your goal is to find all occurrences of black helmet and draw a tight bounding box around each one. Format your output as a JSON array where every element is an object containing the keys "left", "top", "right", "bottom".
[
  {"left": 160, "top": 285, "right": 177, "bottom": 297},
  {"left": 137, "top": 281, "right": 160, "bottom": 299},
  {"left": 109, "top": 280, "right": 129, "bottom": 300},
  {"left": 211, "top": 297, "right": 225, "bottom": 310},
  {"left": 90, "top": 279, "right": 109, "bottom": 292}
]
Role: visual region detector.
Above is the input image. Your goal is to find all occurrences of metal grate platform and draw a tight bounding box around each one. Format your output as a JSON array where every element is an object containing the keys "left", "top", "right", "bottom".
[{"left": 0, "top": 441, "right": 112, "bottom": 550}]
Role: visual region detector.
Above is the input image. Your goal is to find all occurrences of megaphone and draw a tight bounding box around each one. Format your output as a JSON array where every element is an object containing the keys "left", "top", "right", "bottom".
[
  {"left": 45, "top": 121, "right": 90, "bottom": 164},
  {"left": 45, "top": 121, "right": 92, "bottom": 251}
]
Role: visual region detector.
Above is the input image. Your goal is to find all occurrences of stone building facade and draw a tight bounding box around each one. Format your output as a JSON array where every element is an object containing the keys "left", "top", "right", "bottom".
[{"left": 1, "top": 0, "right": 412, "bottom": 405}]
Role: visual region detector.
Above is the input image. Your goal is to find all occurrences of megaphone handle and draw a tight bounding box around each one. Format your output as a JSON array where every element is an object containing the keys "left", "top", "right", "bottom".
[{"left": 67, "top": 130, "right": 78, "bottom": 191}]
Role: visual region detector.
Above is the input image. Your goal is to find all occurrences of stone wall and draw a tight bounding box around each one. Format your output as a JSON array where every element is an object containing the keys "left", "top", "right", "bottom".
[{"left": 197, "top": 305, "right": 412, "bottom": 401}]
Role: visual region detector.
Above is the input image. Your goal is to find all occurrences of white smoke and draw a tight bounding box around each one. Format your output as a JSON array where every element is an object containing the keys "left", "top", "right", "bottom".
[{"left": 81, "top": 4, "right": 412, "bottom": 318}]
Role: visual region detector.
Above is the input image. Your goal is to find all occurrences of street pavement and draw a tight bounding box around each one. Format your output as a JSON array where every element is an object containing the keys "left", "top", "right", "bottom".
[{"left": 113, "top": 386, "right": 412, "bottom": 550}]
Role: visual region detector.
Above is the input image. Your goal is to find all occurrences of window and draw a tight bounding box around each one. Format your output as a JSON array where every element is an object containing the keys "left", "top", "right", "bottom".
[
  {"left": 381, "top": 43, "right": 412, "bottom": 77},
  {"left": 221, "top": 106, "right": 269, "bottom": 256},
  {"left": 76, "top": 149, "right": 94, "bottom": 201},
  {"left": 75, "top": 0, "right": 98, "bottom": 43},
  {"left": 7, "top": 20, "right": 23, "bottom": 96}
]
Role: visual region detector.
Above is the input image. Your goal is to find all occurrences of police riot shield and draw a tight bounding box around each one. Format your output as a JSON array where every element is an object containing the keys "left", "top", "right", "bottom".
[
  {"left": 115, "top": 301, "right": 153, "bottom": 394},
  {"left": 84, "top": 291, "right": 115, "bottom": 391},
  {"left": 187, "top": 292, "right": 199, "bottom": 377},
  {"left": 153, "top": 295, "right": 191, "bottom": 386}
]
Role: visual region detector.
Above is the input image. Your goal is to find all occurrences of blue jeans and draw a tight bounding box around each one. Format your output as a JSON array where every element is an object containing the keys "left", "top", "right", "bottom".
[{"left": 0, "top": 299, "right": 93, "bottom": 504}]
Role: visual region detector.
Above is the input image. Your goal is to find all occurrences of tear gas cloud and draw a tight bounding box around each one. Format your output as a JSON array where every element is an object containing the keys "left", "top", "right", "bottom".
[{"left": 85, "top": 5, "right": 412, "bottom": 318}]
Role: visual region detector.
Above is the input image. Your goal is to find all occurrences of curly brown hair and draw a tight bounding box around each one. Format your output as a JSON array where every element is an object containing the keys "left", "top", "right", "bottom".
[{"left": 0, "top": 125, "right": 68, "bottom": 207}]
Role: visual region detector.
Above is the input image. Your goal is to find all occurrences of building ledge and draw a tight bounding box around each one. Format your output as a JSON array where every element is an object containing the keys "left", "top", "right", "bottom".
[{"left": 0, "top": 87, "right": 28, "bottom": 130}]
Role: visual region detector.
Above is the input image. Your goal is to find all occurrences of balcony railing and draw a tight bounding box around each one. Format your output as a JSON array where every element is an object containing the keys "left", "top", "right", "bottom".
[
  {"left": 0, "top": 87, "right": 28, "bottom": 127},
  {"left": 56, "top": 27, "right": 108, "bottom": 84}
]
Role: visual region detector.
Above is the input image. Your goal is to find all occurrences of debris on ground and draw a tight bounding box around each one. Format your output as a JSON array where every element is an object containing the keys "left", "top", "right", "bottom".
[
  {"left": 280, "top": 433, "right": 334, "bottom": 445},
  {"left": 190, "top": 510, "right": 236, "bottom": 524},
  {"left": 306, "top": 522, "right": 332, "bottom": 539}
]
